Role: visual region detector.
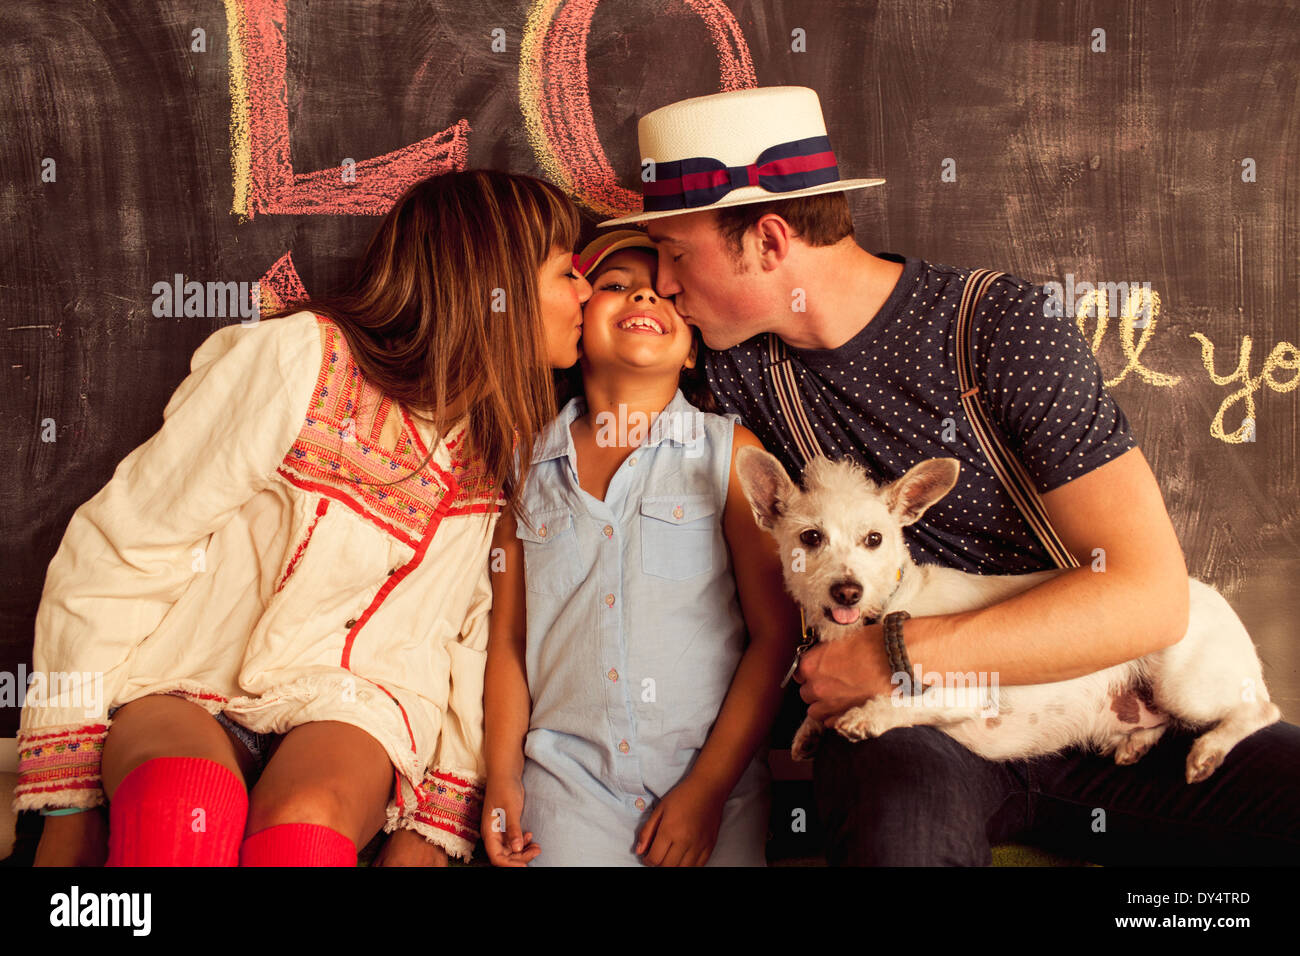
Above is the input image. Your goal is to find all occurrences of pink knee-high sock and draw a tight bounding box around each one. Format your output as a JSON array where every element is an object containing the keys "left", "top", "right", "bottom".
[
  {"left": 106, "top": 756, "right": 248, "bottom": 867},
  {"left": 239, "top": 823, "right": 357, "bottom": 866}
]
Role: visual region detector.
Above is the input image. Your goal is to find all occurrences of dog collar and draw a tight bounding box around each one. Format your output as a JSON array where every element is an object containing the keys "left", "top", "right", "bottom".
[
  {"left": 781, "top": 610, "right": 821, "bottom": 688},
  {"left": 862, "top": 566, "right": 906, "bottom": 626}
]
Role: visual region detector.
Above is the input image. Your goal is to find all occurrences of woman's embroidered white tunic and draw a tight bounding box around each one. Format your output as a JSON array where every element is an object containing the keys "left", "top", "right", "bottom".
[{"left": 15, "top": 311, "right": 502, "bottom": 860}]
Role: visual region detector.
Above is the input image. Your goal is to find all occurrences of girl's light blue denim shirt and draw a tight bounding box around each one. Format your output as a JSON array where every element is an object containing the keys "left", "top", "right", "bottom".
[{"left": 515, "top": 388, "right": 768, "bottom": 846}]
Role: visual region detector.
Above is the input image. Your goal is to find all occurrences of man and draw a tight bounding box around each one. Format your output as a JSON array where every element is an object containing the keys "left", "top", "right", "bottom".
[{"left": 600, "top": 86, "right": 1300, "bottom": 865}]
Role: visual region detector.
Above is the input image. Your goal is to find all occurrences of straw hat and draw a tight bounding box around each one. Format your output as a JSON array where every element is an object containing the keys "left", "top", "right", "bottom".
[{"left": 599, "top": 86, "right": 884, "bottom": 227}]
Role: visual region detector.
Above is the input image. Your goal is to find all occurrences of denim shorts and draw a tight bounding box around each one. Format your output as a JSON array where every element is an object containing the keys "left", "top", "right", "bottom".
[
  {"left": 212, "top": 711, "right": 278, "bottom": 769},
  {"left": 106, "top": 701, "right": 278, "bottom": 772}
]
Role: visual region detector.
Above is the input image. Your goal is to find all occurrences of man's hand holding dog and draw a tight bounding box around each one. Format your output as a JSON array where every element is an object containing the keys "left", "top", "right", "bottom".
[{"left": 796, "top": 621, "right": 898, "bottom": 724}]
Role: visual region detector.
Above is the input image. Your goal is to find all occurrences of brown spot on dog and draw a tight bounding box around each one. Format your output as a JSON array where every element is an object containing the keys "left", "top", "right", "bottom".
[
  {"left": 1134, "top": 678, "right": 1163, "bottom": 716},
  {"left": 1028, "top": 713, "right": 1039, "bottom": 725},
  {"left": 1110, "top": 690, "right": 1141, "bottom": 724},
  {"left": 985, "top": 716, "right": 1002, "bottom": 728}
]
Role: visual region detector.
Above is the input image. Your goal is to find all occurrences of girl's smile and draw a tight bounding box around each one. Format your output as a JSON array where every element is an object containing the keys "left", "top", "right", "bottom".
[{"left": 614, "top": 311, "right": 669, "bottom": 335}]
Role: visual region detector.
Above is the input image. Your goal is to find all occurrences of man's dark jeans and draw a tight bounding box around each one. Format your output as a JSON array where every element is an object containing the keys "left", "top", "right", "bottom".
[{"left": 813, "top": 719, "right": 1300, "bottom": 865}]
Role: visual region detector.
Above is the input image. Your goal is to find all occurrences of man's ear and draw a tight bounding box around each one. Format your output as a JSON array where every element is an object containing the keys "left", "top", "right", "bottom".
[
  {"left": 736, "top": 445, "right": 795, "bottom": 531},
  {"left": 886, "top": 458, "right": 960, "bottom": 526}
]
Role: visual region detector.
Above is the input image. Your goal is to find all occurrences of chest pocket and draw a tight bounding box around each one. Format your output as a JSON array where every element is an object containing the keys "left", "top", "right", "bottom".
[
  {"left": 640, "top": 494, "right": 716, "bottom": 580},
  {"left": 517, "top": 506, "right": 584, "bottom": 596}
]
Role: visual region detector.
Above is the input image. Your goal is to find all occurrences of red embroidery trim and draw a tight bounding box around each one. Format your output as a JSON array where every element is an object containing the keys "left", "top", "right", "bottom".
[
  {"left": 16, "top": 781, "right": 101, "bottom": 794},
  {"left": 339, "top": 479, "right": 457, "bottom": 670},
  {"left": 370, "top": 394, "right": 393, "bottom": 444},
  {"left": 411, "top": 816, "right": 473, "bottom": 841},
  {"left": 278, "top": 317, "right": 459, "bottom": 541},
  {"left": 276, "top": 469, "right": 420, "bottom": 548},
  {"left": 445, "top": 502, "right": 500, "bottom": 518},
  {"left": 400, "top": 404, "right": 431, "bottom": 460},
  {"left": 371, "top": 680, "right": 418, "bottom": 755},
  {"left": 275, "top": 498, "right": 330, "bottom": 593},
  {"left": 163, "top": 688, "right": 229, "bottom": 704},
  {"left": 427, "top": 770, "right": 476, "bottom": 788},
  {"left": 19, "top": 725, "right": 108, "bottom": 743}
]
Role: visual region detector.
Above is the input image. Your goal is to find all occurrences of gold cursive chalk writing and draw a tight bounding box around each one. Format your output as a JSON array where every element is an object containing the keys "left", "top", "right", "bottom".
[
  {"left": 1189, "top": 333, "right": 1300, "bottom": 443},
  {"left": 1073, "top": 287, "right": 1180, "bottom": 389},
  {"left": 1063, "top": 285, "right": 1298, "bottom": 443}
]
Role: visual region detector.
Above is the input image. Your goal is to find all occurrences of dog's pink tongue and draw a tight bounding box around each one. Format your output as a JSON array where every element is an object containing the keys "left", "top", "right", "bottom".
[{"left": 832, "top": 606, "right": 861, "bottom": 625}]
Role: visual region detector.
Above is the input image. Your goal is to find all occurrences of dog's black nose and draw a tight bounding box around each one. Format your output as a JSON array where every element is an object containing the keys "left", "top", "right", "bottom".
[{"left": 830, "top": 581, "right": 862, "bottom": 606}]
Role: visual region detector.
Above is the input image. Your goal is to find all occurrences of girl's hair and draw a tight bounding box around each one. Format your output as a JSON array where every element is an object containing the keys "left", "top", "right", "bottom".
[{"left": 262, "top": 169, "right": 581, "bottom": 514}]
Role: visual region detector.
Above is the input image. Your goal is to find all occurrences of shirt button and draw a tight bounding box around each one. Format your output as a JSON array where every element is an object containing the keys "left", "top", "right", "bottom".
[
  {"left": 538, "top": 523, "right": 547, "bottom": 538},
  {"left": 607, "top": 668, "right": 619, "bottom": 682},
  {"left": 672, "top": 505, "right": 684, "bottom": 520},
  {"left": 627, "top": 457, "right": 637, "bottom": 466},
  {"left": 345, "top": 618, "right": 358, "bottom": 628},
  {"left": 634, "top": 797, "right": 646, "bottom": 810},
  {"left": 605, "top": 593, "right": 615, "bottom": 607},
  {"left": 618, "top": 739, "right": 629, "bottom": 754},
  {"left": 386, "top": 567, "right": 396, "bottom": 576},
  {"left": 603, "top": 524, "right": 614, "bottom": 538}
]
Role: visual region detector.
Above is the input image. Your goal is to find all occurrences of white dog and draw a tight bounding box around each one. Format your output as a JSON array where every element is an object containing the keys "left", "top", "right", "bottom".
[{"left": 735, "top": 447, "right": 1280, "bottom": 784}]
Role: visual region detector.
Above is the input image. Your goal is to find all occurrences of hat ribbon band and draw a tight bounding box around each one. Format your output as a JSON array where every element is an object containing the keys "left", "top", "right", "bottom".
[{"left": 641, "top": 135, "right": 840, "bottom": 212}]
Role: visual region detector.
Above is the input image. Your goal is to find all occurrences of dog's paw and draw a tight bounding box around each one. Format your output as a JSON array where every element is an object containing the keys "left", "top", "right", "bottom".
[
  {"left": 790, "top": 741, "right": 818, "bottom": 762},
  {"left": 832, "top": 697, "right": 913, "bottom": 741},
  {"left": 1113, "top": 726, "right": 1167, "bottom": 766},
  {"left": 1185, "top": 738, "right": 1227, "bottom": 784},
  {"left": 1112, "top": 738, "right": 1146, "bottom": 765},
  {"left": 791, "top": 720, "right": 822, "bottom": 761},
  {"left": 833, "top": 704, "right": 883, "bottom": 741}
]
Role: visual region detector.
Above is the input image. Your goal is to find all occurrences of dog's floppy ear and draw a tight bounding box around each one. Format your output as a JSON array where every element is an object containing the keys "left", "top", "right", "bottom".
[
  {"left": 735, "top": 445, "right": 795, "bottom": 531},
  {"left": 886, "top": 458, "right": 960, "bottom": 526}
]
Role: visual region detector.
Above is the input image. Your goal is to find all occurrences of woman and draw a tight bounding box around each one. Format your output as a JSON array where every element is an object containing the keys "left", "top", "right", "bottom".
[{"left": 19, "top": 170, "right": 593, "bottom": 866}]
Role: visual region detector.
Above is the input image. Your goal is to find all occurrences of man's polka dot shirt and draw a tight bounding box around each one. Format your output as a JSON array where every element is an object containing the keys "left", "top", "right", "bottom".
[{"left": 703, "top": 252, "right": 1138, "bottom": 574}]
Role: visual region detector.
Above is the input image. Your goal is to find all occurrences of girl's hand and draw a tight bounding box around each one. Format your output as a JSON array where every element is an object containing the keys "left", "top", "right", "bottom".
[
  {"left": 373, "top": 827, "right": 450, "bottom": 867},
  {"left": 33, "top": 808, "right": 110, "bottom": 867},
  {"left": 634, "top": 776, "right": 727, "bottom": 867},
  {"left": 481, "top": 776, "right": 540, "bottom": 867}
]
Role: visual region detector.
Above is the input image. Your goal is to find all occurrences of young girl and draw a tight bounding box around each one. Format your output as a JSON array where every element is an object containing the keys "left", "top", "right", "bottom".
[
  {"left": 18, "top": 170, "right": 591, "bottom": 867},
  {"left": 482, "top": 230, "right": 801, "bottom": 866}
]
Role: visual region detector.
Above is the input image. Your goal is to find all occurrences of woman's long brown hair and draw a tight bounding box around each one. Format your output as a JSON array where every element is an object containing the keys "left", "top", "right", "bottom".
[{"left": 262, "top": 169, "right": 581, "bottom": 515}]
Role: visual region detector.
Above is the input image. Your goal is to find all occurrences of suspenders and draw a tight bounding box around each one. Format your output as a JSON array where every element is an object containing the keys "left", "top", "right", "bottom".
[
  {"left": 764, "top": 332, "right": 824, "bottom": 466},
  {"left": 762, "top": 268, "right": 1079, "bottom": 571},
  {"left": 954, "top": 270, "right": 1078, "bottom": 569}
]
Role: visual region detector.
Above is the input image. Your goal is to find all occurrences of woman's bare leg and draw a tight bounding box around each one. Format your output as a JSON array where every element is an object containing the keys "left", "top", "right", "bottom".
[
  {"left": 101, "top": 694, "right": 257, "bottom": 796},
  {"left": 244, "top": 720, "right": 393, "bottom": 850},
  {"left": 40, "top": 694, "right": 258, "bottom": 867}
]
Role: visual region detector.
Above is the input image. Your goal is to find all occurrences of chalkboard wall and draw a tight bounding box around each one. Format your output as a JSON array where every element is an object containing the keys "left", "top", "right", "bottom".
[{"left": 3, "top": 0, "right": 1297, "bottom": 735}]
